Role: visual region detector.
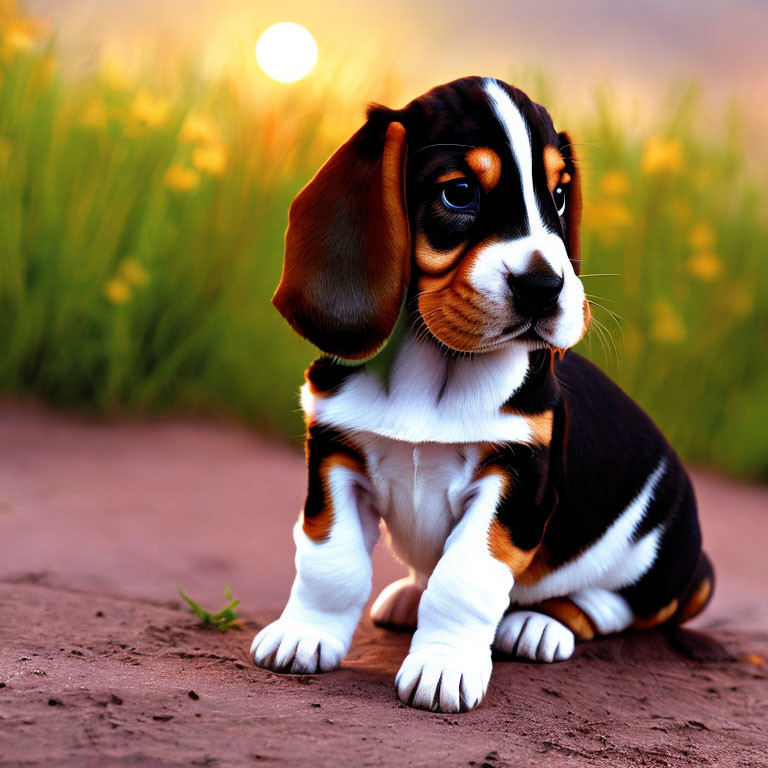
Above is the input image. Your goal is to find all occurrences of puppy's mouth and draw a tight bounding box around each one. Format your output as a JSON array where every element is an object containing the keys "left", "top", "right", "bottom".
[
  {"left": 500, "top": 319, "right": 555, "bottom": 346},
  {"left": 468, "top": 319, "right": 553, "bottom": 353}
]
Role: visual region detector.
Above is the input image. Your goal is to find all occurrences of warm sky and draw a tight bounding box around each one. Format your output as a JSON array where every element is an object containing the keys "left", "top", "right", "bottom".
[{"left": 29, "top": 0, "right": 768, "bottom": 127}]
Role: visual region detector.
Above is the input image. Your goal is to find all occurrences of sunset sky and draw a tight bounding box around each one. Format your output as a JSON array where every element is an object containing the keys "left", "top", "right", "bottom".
[{"left": 28, "top": 0, "right": 768, "bottom": 130}]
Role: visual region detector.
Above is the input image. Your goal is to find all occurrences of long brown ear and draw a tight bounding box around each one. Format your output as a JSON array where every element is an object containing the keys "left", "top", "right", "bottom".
[
  {"left": 558, "top": 132, "right": 582, "bottom": 276},
  {"left": 273, "top": 117, "right": 410, "bottom": 360}
]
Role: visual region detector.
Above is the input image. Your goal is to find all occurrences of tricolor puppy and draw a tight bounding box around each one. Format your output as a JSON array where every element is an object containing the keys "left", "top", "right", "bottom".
[{"left": 251, "top": 77, "right": 714, "bottom": 713}]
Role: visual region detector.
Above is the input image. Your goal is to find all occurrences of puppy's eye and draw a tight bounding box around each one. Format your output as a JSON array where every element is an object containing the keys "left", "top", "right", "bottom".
[
  {"left": 441, "top": 180, "right": 478, "bottom": 211},
  {"left": 553, "top": 185, "right": 566, "bottom": 216}
]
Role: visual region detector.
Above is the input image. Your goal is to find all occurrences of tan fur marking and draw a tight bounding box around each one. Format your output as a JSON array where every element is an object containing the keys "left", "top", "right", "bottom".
[
  {"left": 579, "top": 299, "right": 592, "bottom": 342},
  {"left": 515, "top": 548, "right": 552, "bottom": 586},
  {"left": 416, "top": 236, "right": 502, "bottom": 352},
  {"left": 302, "top": 453, "right": 363, "bottom": 543},
  {"left": 465, "top": 147, "right": 502, "bottom": 192},
  {"left": 414, "top": 232, "right": 466, "bottom": 275},
  {"left": 497, "top": 407, "right": 554, "bottom": 446},
  {"left": 481, "top": 464, "right": 542, "bottom": 576},
  {"left": 435, "top": 170, "right": 466, "bottom": 184},
  {"left": 676, "top": 578, "right": 712, "bottom": 625},
  {"left": 537, "top": 598, "right": 597, "bottom": 640},
  {"left": 543, "top": 145, "right": 566, "bottom": 192},
  {"left": 488, "top": 519, "right": 539, "bottom": 576},
  {"left": 633, "top": 599, "right": 679, "bottom": 630}
]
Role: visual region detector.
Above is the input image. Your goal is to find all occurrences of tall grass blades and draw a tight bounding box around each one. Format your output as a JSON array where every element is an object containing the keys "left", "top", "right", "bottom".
[{"left": 1, "top": 7, "right": 766, "bottom": 477}]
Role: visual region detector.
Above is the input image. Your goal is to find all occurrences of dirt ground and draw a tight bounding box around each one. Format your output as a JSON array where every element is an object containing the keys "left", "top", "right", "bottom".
[{"left": 1, "top": 400, "right": 767, "bottom": 767}]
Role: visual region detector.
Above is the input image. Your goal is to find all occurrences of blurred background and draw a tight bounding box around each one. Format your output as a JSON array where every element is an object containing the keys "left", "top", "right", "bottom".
[{"left": 2, "top": 0, "right": 767, "bottom": 478}]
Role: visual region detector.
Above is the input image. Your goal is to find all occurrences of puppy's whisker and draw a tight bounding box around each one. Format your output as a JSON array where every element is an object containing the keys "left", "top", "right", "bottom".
[
  {"left": 587, "top": 298, "right": 625, "bottom": 339},
  {"left": 589, "top": 315, "right": 620, "bottom": 368},
  {"left": 580, "top": 273, "right": 621, "bottom": 278}
]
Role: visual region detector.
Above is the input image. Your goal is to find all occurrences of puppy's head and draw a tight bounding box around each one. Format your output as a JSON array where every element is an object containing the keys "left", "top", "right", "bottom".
[{"left": 273, "top": 77, "right": 587, "bottom": 359}]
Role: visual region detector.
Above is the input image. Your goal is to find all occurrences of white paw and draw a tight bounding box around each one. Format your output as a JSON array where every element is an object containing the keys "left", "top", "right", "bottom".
[
  {"left": 251, "top": 619, "right": 347, "bottom": 674},
  {"left": 395, "top": 645, "right": 491, "bottom": 713},
  {"left": 494, "top": 611, "right": 574, "bottom": 662},
  {"left": 370, "top": 576, "right": 423, "bottom": 629}
]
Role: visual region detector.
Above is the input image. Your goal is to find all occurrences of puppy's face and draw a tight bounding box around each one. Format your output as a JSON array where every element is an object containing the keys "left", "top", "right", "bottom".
[
  {"left": 274, "top": 77, "right": 588, "bottom": 360},
  {"left": 406, "top": 79, "right": 587, "bottom": 353}
]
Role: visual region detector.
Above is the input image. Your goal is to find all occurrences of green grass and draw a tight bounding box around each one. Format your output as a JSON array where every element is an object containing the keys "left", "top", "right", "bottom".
[
  {"left": 1, "top": 15, "right": 766, "bottom": 478},
  {"left": 178, "top": 585, "right": 241, "bottom": 632}
]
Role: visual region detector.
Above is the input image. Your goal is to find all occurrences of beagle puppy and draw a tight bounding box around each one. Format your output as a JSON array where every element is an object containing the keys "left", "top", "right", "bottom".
[{"left": 251, "top": 77, "right": 714, "bottom": 713}]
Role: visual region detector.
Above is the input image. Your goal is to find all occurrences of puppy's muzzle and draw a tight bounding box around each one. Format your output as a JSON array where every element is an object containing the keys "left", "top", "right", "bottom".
[{"left": 507, "top": 251, "right": 564, "bottom": 318}]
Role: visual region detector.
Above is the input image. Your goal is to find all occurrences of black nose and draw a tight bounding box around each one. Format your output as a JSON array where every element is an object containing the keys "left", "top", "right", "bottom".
[{"left": 507, "top": 252, "right": 564, "bottom": 316}]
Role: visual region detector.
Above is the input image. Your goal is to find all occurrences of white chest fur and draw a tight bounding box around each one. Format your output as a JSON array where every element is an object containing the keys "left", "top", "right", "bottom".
[
  {"left": 301, "top": 331, "right": 533, "bottom": 576},
  {"left": 358, "top": 437, "right": 483, "bottom": 575},
  {"left": 301, "top": 331, "right": 533, "bottom": 445}
]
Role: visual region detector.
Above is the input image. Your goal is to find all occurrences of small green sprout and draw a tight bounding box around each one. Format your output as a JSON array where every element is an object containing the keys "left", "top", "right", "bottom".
[{"left": 178, "top": 585, "right": 242, "bottom": 632}]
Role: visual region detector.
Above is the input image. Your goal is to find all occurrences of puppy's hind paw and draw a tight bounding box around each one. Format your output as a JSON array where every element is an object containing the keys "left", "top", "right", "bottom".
[
  {"left": 395, "top": 645, "right": 492, "bottom": 713},
  {"left": 370, "top": 575, "right": 424, "bottom": 629},
  {"left": 251, "top": 620, "right": 346, "bottom": 674},
  {"left": 494, "top": 611, "right": 574, "bottom": 663}
]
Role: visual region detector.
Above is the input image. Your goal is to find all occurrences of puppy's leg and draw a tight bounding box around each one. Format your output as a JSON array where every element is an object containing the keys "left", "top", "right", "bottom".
[
  {"left": 252, "top": 449, "right": 378, "bottom": 674},
  {"left": 370, "top": 569, "right": 425, "bottom": 629},
  {"left": 395, "top": 473, "right": 514, "bottom": 713},
  {"left": 495, "top": 588, "right": 633, "bottom": 662}
]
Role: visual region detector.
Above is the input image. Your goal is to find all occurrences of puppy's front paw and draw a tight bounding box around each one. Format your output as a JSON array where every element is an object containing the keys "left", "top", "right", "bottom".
[
  {"left": 251, "top": 620, "right": 346, "bottom": 674},
  {"left": 494, "top": 611, "right": 574, "bottom": 662},
  {"left": 395, "top": 645, "right": 491, "bottom": 713}
]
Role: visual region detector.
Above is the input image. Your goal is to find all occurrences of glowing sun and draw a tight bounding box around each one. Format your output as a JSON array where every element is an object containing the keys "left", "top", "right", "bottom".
[{"left": 256, "top": 23, "right": 318, "bottom": 83}]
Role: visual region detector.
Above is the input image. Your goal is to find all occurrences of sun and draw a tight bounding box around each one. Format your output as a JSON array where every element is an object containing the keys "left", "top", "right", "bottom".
[{"left": 256, "top": 23, "right": 318, "bottom": 83}]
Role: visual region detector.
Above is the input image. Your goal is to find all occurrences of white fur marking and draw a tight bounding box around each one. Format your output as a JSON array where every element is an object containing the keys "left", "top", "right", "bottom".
[
  {"left": 571, "top": 588, "right": 634, "bottom": 635},
  {"left": 485, "top": 78, "right": 547, "bottom": 235},
  {"left": 511, "top": 459, "right": 668, "bottom": 604},
  {"left": 251, "top": 463, "right": 378, "bottom": 673},
  {"left": 306, "top": 328, "right": 533, "bottom": 444}
]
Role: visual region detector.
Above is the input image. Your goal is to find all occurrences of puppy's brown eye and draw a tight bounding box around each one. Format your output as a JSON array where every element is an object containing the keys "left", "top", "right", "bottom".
[
  {"left": 441, "top": 180, "right": 478, "bottom": 212},
  {"left": 553, "top": 185, "right": 566, "bottom": 216}
]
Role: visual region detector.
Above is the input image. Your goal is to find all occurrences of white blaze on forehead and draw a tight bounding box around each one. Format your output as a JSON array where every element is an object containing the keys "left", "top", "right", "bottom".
[{"left": 484, "top": 79, "right": 547, "bottom": 235}]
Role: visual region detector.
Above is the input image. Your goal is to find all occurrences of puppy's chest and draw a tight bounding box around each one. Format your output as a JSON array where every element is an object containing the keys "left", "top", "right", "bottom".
[{"left": 359, "top": 436, "right": 483, "bottom": 575}]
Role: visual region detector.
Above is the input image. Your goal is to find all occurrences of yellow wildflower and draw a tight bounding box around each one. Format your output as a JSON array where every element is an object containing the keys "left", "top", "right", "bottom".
[
  {"left": 599, "top": 170, "right": 630, "bottom": 197},
  {"left": 119, "top": 258, "right": 150, "bottom": 287},
  {"left": 584, "top": 199, "right": 632, "bottom": 246},
  {"left": 100, "top": 56, "right": 131, "bottom": 91},
  {"left": 180, "top": 112, "right": 221, "bottom": 144},
  {"left": 104, "top": 278, "right": 132, "bottom": 305},
  {"left": 642, "top": 137, "right": 682, "bottom": 175},
  {"left": 687, "top": 223, "right": 716, "bottom": 251},
  {"left": 649, "top": 299, "right": 686, "bottom": 344},
  {"left": 163, "top": 163, "right": 200, "bottom": 191},
  {"left": 81, "top": 98, "right": 107, "bottom": 129},
  {"left": 2, "top": 23, "right": 33, "bottom": 56},
  {"left": 0, "top": 9, "right": 49, "bottom": 60},
  {"left": 687, "top": 252, "right": 721, "bottom": 282},
  {"left": 593, "top": 200, "right": 631, "bottom": 228},
  {"left": 192, "top": 143, "right": 227, "bottom": 176},
  {"left": 132, "top": 90, "right": 170, "bottom": 128}
]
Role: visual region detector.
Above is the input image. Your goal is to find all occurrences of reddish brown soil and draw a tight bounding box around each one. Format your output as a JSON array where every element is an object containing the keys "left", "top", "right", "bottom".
[{"left": 1, "top": 400, "right": 767, "bottom": 767}]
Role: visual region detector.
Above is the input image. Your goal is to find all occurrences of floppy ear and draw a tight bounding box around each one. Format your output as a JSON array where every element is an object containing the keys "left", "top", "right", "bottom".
[
  {"left": 272, "top": 114, "right": 411, "bottom": 360},
  {"left": 558, "top": 131, "right": 583, "bottom": 276}
]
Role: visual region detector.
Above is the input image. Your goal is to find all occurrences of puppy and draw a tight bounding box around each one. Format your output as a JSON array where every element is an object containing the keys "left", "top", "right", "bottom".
[{"left": 251, "top": 77, "right": 714, "bottom": 713}]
